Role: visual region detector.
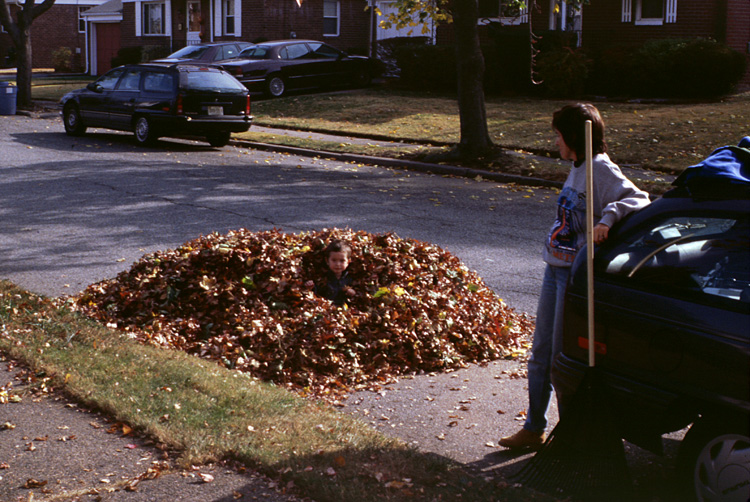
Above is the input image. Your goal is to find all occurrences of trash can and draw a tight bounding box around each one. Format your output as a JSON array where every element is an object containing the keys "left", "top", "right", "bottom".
[{"left": 0, "top": 82, "right": 17, "bottom": 115}]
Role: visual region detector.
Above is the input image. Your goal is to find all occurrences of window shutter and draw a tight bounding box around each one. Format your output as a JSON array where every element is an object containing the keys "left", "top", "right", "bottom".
[
  {"left": 233, "top": 0, "right": 241, "bottom": 37},
  {"left": 135, "top": 0, "right": 142, "bottom": 36},
  {"left": 665, "top": 0, "right": 677, "bottom": 23},
  {"left": 621, "top": 0, "right": 631, "bottom": 22}
]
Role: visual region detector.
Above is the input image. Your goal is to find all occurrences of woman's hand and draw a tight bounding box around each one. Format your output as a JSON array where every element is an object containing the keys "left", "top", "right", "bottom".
[{"left": 593, "top": 223, "right": 610, "bottom": 244}]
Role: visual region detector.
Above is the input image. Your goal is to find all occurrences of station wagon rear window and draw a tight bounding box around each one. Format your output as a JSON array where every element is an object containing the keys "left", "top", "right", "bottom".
[{"left": 184, "top": 71, "right": 247, "bottom": 91}]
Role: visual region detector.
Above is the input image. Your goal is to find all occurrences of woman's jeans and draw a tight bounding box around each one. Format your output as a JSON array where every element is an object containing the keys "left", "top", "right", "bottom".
[{"left": 524, "top": 264, "right": 570, "bottom": 434}]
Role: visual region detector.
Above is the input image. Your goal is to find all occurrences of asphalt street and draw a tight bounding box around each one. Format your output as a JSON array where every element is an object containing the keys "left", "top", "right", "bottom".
[{"left": 0, "top": 113, "right": 684, "bottom": 501}]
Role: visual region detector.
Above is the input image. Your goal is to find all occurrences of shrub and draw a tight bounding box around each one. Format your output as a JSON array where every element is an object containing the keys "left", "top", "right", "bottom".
[
  {"left": 629, "top": 38, "right": 746, "bottom": 98},
  {"left": 111, "top": 46, "right": 142, "bottom": 67},
  {"left": 51, "top": 47, "right": 73, "bottom": 72},
  {"left": 140, "top": 44, "right": 172, "bottom": 62},
  {"left": 395, "top": 43, "right": 457, "bottom": 91},
  {"left": 535, "top": 45, "right": 591, "bottom": 97}
]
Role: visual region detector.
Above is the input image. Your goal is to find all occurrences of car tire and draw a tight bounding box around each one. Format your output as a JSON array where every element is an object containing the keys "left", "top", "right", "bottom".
[
  {"left": 266, "top": 75, "right": 285, "bottom": 98},
  {"left": 207, "top": 131, "right": 231, "bottom": 147},
  {"left": 63, "top": 104, "right": 86, "bottom": 136},
  {"left": 353, "top": 68, "right": 371, "bottom": 88},
  {"left": 134, "top": 116, "right": 158, "bottom": 146},
  {"left": 677, "top": 414, "right": 750, "bottom": 502}
]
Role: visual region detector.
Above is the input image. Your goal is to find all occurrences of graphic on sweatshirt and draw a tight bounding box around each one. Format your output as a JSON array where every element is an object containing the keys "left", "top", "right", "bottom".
[{"left": 548, "top": 185, "right": 586, "bottom": 263}]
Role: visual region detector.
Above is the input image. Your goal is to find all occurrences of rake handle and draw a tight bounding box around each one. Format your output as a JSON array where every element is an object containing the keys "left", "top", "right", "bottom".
[{"left": 585, "top": 120, "right": 595, "bottom": 368}]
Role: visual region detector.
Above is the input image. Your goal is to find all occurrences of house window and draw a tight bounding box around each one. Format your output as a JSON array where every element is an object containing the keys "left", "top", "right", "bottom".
[
  {"left": 628, "top": 0, "right": 677, "bottom": 25},
  {"left": 323, "top": 0, "right": 339, "bottom": 37},
  {"left": 477, "top": 1, "right": 528, "bottom": 25},
  {"left": 78, "top": 6, "right": 90, "bottom": 33},
  {"left": 223, "top": 0, "right": 235, "bottom": 35},
  {"left": 143, "top": 2, "right": 166, "bottom": 35}
]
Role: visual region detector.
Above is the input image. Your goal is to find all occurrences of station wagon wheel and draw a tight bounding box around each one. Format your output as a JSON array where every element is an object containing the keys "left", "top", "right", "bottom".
[
  {"left": 677, "top": 415, "right": 750, "bottom": 502},
  {"left": 206, "top": 131, "right": 231, "bottom": 147},
  {"left": 266, "top": 75, "right": 285, "bottom": 98},
  {"left": 134, "top": 116, "right": 157, "bottom": 146},
  {"left": 63, "top": 104, "right": 86, "bottom": 136}
]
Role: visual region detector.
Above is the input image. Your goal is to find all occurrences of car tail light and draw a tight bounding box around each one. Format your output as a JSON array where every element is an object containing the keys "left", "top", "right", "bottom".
[
  {"left": 245, "top": 94, "right": 251, "bottom": 115},
  {"left": 578, "top": 336, "right": 607, "bottom": 355},
  {"left": 233, "top": 68, "right": 243, "bottom": 77},
  {"left": 175, "top": 93, "right": 184, "bottom": 115}
]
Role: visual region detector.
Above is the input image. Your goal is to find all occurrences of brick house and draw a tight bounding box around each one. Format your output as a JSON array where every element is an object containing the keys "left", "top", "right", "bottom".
[{"left": 467, "top": 0, "right": 750, "bottom": 87}]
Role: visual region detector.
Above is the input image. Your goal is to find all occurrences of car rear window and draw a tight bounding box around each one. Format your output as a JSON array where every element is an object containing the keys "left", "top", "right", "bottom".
[{"left": 183, "top": 71, "right": 246, "bottom": 92}]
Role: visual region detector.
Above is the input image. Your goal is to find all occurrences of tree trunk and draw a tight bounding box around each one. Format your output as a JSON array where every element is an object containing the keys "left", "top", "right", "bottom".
[
  {"left": 450, "top": 0, "right": 492, "bottom": 158},
  {"left": 15, "top": 27, "right": 32, "bottom": 107}
]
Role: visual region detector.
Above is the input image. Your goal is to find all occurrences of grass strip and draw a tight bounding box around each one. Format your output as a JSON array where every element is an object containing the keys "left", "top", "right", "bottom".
[{"left": 0, "top": 280, "right": 553, "bottom": 501}]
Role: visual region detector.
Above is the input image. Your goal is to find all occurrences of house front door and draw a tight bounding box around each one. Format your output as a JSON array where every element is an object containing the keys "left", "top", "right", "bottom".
[{"left": 187, "top": 1, "right": 202, "bottom": 44}]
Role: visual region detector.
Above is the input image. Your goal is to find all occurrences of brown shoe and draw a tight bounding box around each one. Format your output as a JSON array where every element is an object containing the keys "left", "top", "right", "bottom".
[{"left": 498, "top": 428, "right": 546, "bottom": 450}]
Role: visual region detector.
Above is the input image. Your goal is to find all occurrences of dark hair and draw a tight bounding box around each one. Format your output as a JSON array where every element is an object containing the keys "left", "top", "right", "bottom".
[
  {"left": 552, "top": 103, "right": 607, "bottom": 161},
  {"left": 324, "top": 239, "right": 352, "bottom": 258}
]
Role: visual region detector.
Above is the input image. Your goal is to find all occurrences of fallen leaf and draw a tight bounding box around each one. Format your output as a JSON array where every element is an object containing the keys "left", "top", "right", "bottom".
[
  {"left": 199, "top": 473, "right": 215, "bottom": 483},
  {"left": 23, "top": 478, "right": 47, "bottom": 489}
]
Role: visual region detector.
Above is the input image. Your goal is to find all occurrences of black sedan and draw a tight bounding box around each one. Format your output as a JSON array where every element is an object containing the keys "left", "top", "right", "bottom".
[
  {"left": 219, "top": 40, "right": 376, "bottom": 97},
  {"left": 552, "top": 139, "right": 750, "bottom": 502},
  {"left": 154, "top": 42, "right": 253, "bottom": 64},
  {"left": 60, "top": 63, "right": 252, "bottom": 147}
]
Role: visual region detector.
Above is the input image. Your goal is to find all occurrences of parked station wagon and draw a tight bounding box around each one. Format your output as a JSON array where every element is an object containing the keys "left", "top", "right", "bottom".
[{"left": 60, "top": 63, "right": 252, "bottom": 147}]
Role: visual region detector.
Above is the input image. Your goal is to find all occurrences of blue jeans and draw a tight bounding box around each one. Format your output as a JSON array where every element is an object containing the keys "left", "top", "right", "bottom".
[{"left": 524, "top": 264, "right": 570, "bottom": 433}]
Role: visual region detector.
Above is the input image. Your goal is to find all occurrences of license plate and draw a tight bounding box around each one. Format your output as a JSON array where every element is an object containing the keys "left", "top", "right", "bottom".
[{"left": 207, "top": 105, "right": 223, "bottom": 116}]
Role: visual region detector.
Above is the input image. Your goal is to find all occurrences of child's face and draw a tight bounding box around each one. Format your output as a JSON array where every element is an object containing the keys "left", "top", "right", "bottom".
[
  {"left": 326, "top": 251, "right": 349, "bottom": 278},
  {"left": 555, "top": 129, "right": 577, "bottom": 162}
]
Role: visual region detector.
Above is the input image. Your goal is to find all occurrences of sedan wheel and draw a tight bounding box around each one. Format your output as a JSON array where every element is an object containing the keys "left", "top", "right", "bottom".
[
  {"left": 134, "top": 116, "right": 157, "bottom": 145},
  {"left": 678, "top": 417, "right": 750, "bottom": 502},
  {"left": 266, "top": 76, "right": 285, "bottom": 98},
  {"left": 63, "top": 104, "right": 87, "bottom": 136}
]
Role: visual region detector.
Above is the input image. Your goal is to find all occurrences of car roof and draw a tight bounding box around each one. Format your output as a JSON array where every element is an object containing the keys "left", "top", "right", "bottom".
[
  {"left": 253, "top": 39, "right": 322, "bottom": 47},
  {"left": 119, "top": 62, "right": 226, "bottom": 72}
]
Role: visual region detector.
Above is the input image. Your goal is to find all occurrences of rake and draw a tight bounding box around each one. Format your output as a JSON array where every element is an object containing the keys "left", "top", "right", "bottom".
[{"left": 513, "top": 121, "right": 633, "bottom": 501}]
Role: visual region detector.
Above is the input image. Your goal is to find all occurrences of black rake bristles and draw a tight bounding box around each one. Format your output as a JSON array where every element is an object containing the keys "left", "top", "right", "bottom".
[{"left": 513, "top": 370, "right": 634, "bottom": 501}]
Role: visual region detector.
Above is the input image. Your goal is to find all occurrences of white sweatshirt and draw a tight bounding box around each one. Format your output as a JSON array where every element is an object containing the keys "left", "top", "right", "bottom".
[{"left": 543, "top": 153, "right": 651, "bottom": 268}]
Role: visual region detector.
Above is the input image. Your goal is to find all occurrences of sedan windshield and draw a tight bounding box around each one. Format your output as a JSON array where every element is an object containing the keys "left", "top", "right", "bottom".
[{"left": 168, "top": 45, "right": 210, "bottom": 59}]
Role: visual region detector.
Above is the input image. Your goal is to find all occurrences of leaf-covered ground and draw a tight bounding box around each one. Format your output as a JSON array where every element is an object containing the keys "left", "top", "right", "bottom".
[{"left": 74, "top": 228, "right": 533, "bottom": 398}]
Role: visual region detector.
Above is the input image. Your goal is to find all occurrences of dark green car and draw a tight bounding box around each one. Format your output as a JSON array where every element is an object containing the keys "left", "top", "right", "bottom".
[{"left": 60, "top": 63, "right": 252, "bottom": 147}]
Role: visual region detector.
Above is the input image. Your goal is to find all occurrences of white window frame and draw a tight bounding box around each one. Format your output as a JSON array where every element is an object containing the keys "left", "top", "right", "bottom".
[
  {"left": 323, "top": 0, "right": 340, "bottom": 37},
  {"left": 630, "top": 0, "right": 677, "bottom": 26},
  {"left": 223, "top": 0, "right": 235, "bottom": 35},
  {"left": 135, "top": 0, "right": 172, "bottom": 37},
  {"left": 78, "top": 6, "right": 90, "bottom": 33}
]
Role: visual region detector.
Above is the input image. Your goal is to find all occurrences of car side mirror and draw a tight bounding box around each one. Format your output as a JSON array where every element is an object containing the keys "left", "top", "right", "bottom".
[{"left": 86, "top": 82, "right": 104, "bottom": 93}]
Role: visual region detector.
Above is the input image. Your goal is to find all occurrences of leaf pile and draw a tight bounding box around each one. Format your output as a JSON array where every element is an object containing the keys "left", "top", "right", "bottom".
[{"left": 74, "top": 228, "right": 532, "bottom": 396}]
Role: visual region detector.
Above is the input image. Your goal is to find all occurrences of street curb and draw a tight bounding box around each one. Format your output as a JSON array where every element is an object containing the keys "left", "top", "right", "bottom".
[{"left": 231, "top": 139, "right": 565, "bottom": 190}]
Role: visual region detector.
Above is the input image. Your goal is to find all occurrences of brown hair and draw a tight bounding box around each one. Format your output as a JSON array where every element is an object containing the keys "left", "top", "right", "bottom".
[
  {"left": 323, "top": 239, "right": 352, "bottom": 259},
  {"left": 552, "top": 103, "right": 608, "bottom": 161}
]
